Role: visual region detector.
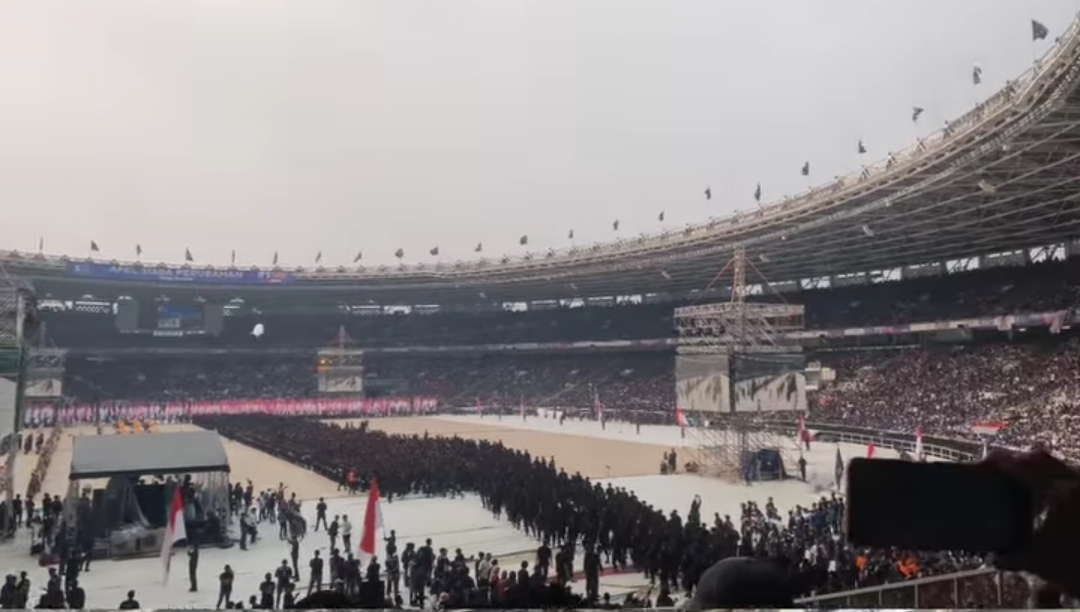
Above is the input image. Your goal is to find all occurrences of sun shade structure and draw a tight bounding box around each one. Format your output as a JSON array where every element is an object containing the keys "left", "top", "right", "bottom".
[{"left": 70, "top": 431, "right": 230, "bottom": 480}]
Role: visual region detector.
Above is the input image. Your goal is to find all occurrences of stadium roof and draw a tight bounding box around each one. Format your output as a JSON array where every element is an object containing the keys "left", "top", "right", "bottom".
[
  {"left": 70, "top": 431, "right": 230, "bottom": 479},
  {"left": 7, "top": 18, "right": 1080, "bottom": 307}
]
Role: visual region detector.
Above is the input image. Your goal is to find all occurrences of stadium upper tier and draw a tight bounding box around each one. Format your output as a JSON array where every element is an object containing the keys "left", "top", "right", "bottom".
[{"left": 6, "top": 20, "right": 1080, "bottom": 306}]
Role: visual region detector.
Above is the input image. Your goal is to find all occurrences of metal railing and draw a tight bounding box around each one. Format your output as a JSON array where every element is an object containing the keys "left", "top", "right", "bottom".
[
  {"left": 757, "top": 420, "right": 984, "bottom": 461},
  {"left": 796, "top": 567, "right": 1033, "bottom": 608}
]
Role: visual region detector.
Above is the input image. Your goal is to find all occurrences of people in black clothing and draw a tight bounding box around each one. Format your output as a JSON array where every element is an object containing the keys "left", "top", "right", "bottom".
[
  {"left": 365, "top": 556, "right": 380, "bottom": 582},
  {"left": 238, "top": 511, "right": 252, "bottom": 550},
  {"left": 328, "top": 549, "right": 342, "bottom": 585},
  {"left": 274, "top": 560, "right": 293, "bottom": 607},
  {"left": 216, "top": 565, "right": 234, "bottom": 610},
  {"left": 118, "top": 590, "right": 139, "bottom": 609},
  {"left": 289, "top": 534, "right": 301, "bottom": 581},
  {"left": 14, "top": 572, "right": 29, "bottom": 609},
  {"left": 308, "top": 550, "right": 324, "bottom": 595},
  {"left": 314, "top": 498, "right": 327, "bottom": 531},
  {"left": 65, "top": 579, "right": 85, "bottom": 610},
  {"left": 327, "top": 516, "right": 339, "bottom": 551},
  {"left": 536, "top": 543, "right": 551, "bottom": 579},
  {"left": 584, "top": 546, "right": 602, "bottom": 602},
  {"left": 0, "top": 575, "right": 15, "bottom": 609},
  {"left": 282, "top": 582, "right": 296, "bottom": 608},
  {"left": 258, "top": 573, "right": 275, "bottom": 609},
  {"left": 187, "top": 544, "right": 199, "bottom": 592},
  {"left": 384, "top": 529, "right": 397, "bottom": 557},
  {"left": 384, "top": 552, "right": 400, "bottom": 598}
]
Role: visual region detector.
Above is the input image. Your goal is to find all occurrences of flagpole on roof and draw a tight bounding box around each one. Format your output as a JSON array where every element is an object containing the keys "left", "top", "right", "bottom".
[{"left": 1031, "top": 19, "right": 1050, "bottom": 64}]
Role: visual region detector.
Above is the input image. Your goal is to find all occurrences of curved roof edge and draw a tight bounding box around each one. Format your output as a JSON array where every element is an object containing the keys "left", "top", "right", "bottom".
[{"left": 5, "top": 15, "right": 1080, "bottom": 286}]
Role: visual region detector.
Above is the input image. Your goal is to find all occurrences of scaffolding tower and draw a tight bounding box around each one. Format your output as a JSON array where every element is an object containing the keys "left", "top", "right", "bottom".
[
  {"left": 674, "top": 246, "right": 806, "bottom": 479},
  {"left": 0, "top": 274, "right": 36, "bottom": 518},
  {"left": 316, "top": 325, "right": 365, "bottom": 395}
]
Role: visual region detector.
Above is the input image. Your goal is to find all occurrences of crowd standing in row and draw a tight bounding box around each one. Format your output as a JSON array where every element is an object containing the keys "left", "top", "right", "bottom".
[{"left": 196, "top": 415, "right": 1029, "bottom": 607}]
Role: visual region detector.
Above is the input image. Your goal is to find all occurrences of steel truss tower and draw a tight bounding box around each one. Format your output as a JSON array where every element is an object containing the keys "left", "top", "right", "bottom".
[
  {"left": 674, "top": 246, "right": 806, "bottom": 479},
  {"left": 0, "top": 275, "right": 36, "bottom": 520}
]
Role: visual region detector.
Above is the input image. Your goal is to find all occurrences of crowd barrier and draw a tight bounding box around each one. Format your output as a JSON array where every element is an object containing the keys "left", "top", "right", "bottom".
[
  {"left": 796, "top": 567, "right": 1033, "bottom": 608},
  {"left": 23, "top": 396, "right": 439, "bottom": 427},
  {"left": 762, "top": 421, "right": 985, "bottom": 461}
]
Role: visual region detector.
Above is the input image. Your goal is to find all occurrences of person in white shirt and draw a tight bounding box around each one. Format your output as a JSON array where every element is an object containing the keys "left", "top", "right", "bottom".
[
  {"left": 477, "top": 554, "right": 492, "bottom": 587},
  {"left": 340, "top": 516, "right": 352, "bottom": 552}
]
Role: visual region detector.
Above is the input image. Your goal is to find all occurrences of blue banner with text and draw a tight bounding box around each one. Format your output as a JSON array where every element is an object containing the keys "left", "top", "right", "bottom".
[{"left": 67, "top": 262, "right": 295, "bottom": 285}]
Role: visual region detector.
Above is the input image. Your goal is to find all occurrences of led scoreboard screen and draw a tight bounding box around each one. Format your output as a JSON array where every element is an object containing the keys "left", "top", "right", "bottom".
[{"left": 157, "top": 304, "right": 204, "bottom": 332}]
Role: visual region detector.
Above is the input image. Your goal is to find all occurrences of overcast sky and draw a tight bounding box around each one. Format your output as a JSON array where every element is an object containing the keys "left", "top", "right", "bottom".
[{"left": 0, "top": 0, "right": 1075, "bottom": 267}]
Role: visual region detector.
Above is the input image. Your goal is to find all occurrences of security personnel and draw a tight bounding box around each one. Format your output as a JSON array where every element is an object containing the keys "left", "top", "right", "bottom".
[{"left": 188, "top": 543, "right": 199, "bottom": 592}]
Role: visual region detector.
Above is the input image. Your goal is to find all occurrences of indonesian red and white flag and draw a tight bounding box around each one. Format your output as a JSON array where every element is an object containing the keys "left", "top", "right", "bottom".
[
  {"left": 358, "top": 479, "right": 385, "bottom": 563},
  {"left": 866, "top": 442, "right": 876, "bottom": 458},
  {"left": 675, "top": 407, "right": 688, "bottom": 428},
  {"left": 161, "top": 486, "right": 187, "bottom": 582},
  {"left": 914, "top": 427, "right": 924, "bottom": 460}
]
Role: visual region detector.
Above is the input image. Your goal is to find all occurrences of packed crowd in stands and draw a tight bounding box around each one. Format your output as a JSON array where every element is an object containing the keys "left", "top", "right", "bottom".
[
  {"left": 64, "top": 356, "right": 316, "bottom": 403},
  {"left": 38, "top": 259, "right": 1080, "bottom": 350},
  {"left": 812, "top": 336, "right": 1080, "bottom": 460},
  {"left": 58, "top": 331, "right": 1080, "bottom": 457}
]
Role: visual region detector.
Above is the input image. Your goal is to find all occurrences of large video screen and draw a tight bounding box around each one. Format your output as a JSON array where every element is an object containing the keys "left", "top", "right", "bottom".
[
  {"left": 731, "top": 353, "right": 807, "bottom": 413},
  {"left": 675, "top": 354, "right": 731, "bottom": 413},
  {"left": 157, "top": 304, "right": 204, "bottom": 331}
]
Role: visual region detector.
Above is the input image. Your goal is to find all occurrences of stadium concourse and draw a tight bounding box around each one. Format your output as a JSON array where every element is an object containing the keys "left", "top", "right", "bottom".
[{"left": 0, "top": 415, "right": 889, "bottom": 609}]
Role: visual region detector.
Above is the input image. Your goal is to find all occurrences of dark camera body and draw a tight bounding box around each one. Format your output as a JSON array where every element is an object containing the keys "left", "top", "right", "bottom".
[{"left": 845, "top": 457, "right": 1033, "bottom": 554}]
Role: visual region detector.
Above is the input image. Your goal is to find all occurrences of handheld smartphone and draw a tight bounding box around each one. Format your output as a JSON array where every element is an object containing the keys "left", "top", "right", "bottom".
[{"left": 845, "top": 457, "right": 1033, "bottom": 553}]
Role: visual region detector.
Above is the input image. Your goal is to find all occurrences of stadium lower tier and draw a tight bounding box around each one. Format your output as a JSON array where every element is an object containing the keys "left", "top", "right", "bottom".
[{"left": 44, "top": 335, "right": 1080, "bottom": 458}]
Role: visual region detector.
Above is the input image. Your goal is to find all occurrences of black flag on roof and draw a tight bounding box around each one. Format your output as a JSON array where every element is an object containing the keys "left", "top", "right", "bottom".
[
  {"left": 704, "top": 186, "right": 712, "bottom": 200},
  {"left": 912, "top": 106, "right": 924, "bottom": 122},
  {"left": 394, "top": 248, "right": 405, "bottom": 259},
  {"left": 973, "top": 65, "right": 983, "bottom": 85},
  {"left": 475, "top": 242, "right": 482, "bottom": 253},
  {"left": 857, "top": 139, "right": 867, "bottom": 154},
  {"left": 753, "top": 183, "right": 761, "bottom": 203},
  {"left": 184, "top": 248, "right": 194, "bottom": 263},
  {"left": 90, "top": 240, "right": 100, "bottom": 252},
  {"left": 801, "top": 162, "right": 809, "bottom": 176},
  {"left": 612, "top": 219, "right": 620, "bottom": 231},
  {"left": 1032, "top": 19, "right": 1049, "bottom": 41},
  {"left": 520, "top": 235, "right": 528, "bottom": 246},
  {"left": 429, "top": 246, "right": 439, "bottom": 256},
  {"left": 353, "top": 250, "right": 363, "bottom": 263},
  {"left": 658, "top": 211, "right": 665, "bottom": 222}
]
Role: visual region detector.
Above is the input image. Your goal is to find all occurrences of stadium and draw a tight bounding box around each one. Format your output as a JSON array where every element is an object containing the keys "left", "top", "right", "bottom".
[{"left": 2, "top": 3, "right": 1080, "bottom": 611}]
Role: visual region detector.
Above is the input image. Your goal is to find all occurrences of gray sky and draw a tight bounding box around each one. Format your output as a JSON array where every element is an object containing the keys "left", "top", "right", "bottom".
[{"left": 0, "top": 0, "right": 1074, "bottom": 267}]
